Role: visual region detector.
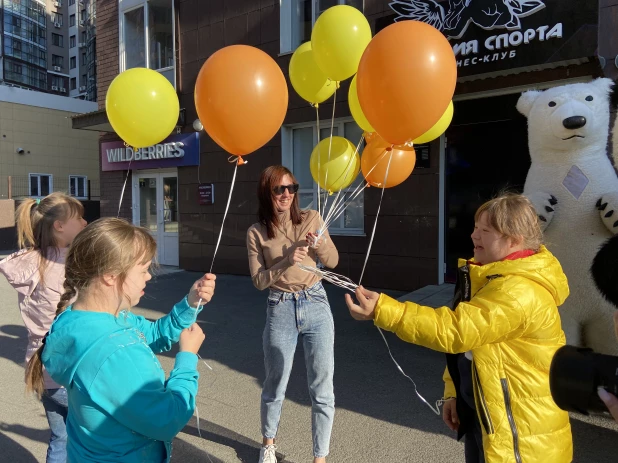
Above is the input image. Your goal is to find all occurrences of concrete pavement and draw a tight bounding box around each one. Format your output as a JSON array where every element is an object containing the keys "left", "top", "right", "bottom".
[{"left": 1, "top": 267, "right": 617, "bottom": 462}]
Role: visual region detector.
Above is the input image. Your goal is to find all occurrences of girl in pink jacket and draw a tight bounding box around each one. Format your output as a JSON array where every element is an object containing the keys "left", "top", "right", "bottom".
[{"left": 0, "top": 192, "right": 86, "bottom": 463}]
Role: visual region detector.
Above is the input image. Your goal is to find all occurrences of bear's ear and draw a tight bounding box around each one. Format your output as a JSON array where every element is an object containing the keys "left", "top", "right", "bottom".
[
  {"left": 516, "top": 90, "right": 542, "bottom": 117},
  {"left": 589, "top": 77, "right": 614, "bottom": 96}
]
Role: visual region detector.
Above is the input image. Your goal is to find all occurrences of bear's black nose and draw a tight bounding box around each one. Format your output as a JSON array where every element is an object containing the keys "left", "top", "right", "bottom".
[{"left": 563, "top": 116, "right": 586, "bottom": 130}]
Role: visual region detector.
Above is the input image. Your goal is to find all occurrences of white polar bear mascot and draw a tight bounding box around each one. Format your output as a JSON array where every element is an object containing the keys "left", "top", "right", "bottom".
[{"left": 517, "top": 78, "right": 618, "bottom": 355}]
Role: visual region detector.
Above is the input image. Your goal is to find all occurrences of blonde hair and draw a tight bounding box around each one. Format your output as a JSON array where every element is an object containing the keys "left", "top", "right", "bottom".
[
  {"left": 475, "top": 193, "right": 543, "bottom": 251},
  {"left": 15, "top": 192, "right": 84, "bottom": 284},
  {"left": 25, "top": 218, "right": 157, "bottom": 397}
]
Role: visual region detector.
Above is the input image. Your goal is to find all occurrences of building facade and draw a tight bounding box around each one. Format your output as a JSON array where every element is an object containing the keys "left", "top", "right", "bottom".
[
  {"left": 81, "top": 0, "right": 618, "bottom": 291},
  {"left": 0, "top": 85, "right": 100, "bottom": 247},
  {"left": 1, "top": 0, "right": 96, "bottom": 100}
]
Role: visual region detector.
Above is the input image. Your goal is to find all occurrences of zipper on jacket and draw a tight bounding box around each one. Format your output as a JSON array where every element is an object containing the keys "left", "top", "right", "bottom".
[
  {"left": 472, "top": 363, "right": 494, "bottom": 435},
  {"left": 501, "top": 378, "right": 522, "bottom": 463}
]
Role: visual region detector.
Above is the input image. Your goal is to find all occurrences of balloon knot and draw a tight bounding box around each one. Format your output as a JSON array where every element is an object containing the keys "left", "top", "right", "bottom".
[
  {"left": 237, "top": 156, "right": 247, "bottom": 166},
  {"left": 386, "top": 146, "right": 393, "bottom": 152},
  {"left": 328, "top": 190, "right": 333, "bottom": 196},
  {"left": 335, "top": 81, "right": 341, "bottom": 89}
]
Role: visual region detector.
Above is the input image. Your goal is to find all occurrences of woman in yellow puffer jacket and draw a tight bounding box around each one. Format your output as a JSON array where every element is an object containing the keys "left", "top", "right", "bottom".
[{"left": 345, "top": 194, "right": 573, "bottom": 463}]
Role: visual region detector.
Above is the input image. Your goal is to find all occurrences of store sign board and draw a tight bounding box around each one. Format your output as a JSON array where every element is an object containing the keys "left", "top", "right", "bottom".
[
  {"left": 101, "top": 132, "right": 200, "bottom": 171},
  {"left": 380, "top": 0, "right": 598, "bottom": 77}
]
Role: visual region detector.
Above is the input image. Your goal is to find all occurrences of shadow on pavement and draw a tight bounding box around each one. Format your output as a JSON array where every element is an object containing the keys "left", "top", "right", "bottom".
[
  {"left": 0, "top": 423, "right": 46, "bottom": 462},
  {"left": 0, "top": 324, "right": 28, "bottom": 366},
  {"left": 182, "top": 418, "right": 293, "bottom": 462}
]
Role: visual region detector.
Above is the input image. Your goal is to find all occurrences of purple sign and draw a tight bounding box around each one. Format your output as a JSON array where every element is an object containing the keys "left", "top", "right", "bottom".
[{"left": 101, "top": 132, "right": 200, "bottom": 171}]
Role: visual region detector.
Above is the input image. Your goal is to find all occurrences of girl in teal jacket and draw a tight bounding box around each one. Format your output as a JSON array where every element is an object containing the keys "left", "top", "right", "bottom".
[{"left": 26, "top": 218, "right": 216, "bottom": 462}]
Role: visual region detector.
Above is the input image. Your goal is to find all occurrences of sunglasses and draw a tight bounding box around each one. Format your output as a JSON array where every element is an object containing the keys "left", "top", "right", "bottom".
[{"left": 273, "top": 184, "right": 299, "bottom": 195}]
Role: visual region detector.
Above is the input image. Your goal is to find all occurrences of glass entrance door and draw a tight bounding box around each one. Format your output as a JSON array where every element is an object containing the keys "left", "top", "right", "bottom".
[{"left": 133, "top": 170, "right": 179, "bottom": 266}]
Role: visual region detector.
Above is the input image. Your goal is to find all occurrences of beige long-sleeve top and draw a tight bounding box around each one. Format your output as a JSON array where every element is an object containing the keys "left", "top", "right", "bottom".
[{"left": 246, "top": 209, "right": 339, "bottom": 292}]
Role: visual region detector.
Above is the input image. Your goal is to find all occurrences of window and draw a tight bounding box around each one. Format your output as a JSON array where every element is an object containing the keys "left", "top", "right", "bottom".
[
  {"left": 80, "top": 9, "right": 87, "bottom": 21},
  {"left": 70, "top": 35, "right": 76, "bottom": 48},
  {"left": 81, "top": 73, "right": 87, "bottom": 86},
  {"left": 281, "top": 0, "right": 364, "bottom": 53},
  {"left": 148, "top": 1, "right": 174, "bottom": 72},
  {"left": 52, "top": 12, "right": 63, "bottom": 25},
  {"left": 51, "top": 75, "right": 63, "bottom": 88},
  {"left": 3, "top": 1, "right": 46, "bottom": 25},
  {"left": 81, "top": 52, "right": 87, "bottom": 65},
  {"left": 52, "top": 55, "right": 63, "bottom": 68},
  {"left": 69, "top": 176, "right": 88, "bottom": 199},
  {"left": 81, "top": 31, "right": 87, "bottom": 42},
  {"left": 70, "top": 77, "right": 77, "bottom": 90},
  {"left": 52, "top": 33, "right": 64, "bottom": 47},
  {"left": 70, "top": 56, "right": 76, "bottom": 69},
  {"left": 10, "top": 61, "right": 22, "bottom": 74},
  {"left": 124, "top": 7, "right": 146, "bottom": 68},
  {"left": 3, "top": 36, "right": 47, "bottom": 67},
  {"left": 69, "top": 0, "right": 75, "bottom": 5},
  {"left": 120, "top": 1, "right": 175, "bottom": 86},
  {"left": 283, "top": 118, "right": 365, "bottom": 234},
  {"left": 29, "top": 174, "right": 52, "bottom": 197},
  {"left": 70, "top": 14, "right": 75, "bottom": 27},
  {"left": 5, "top": 58, "right": 47, "bottom": 90}
]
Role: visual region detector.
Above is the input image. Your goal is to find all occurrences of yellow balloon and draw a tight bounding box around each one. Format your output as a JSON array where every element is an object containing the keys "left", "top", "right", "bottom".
[
  {"left": 413, "top": 101, "right": 454, "bottom": 145},
  {"left": 106, "top": 68, "right": 179, "bottom": 148},
  {"left": 310, "top": 136, "right": 360, "bottom": 192},
  {"left": 349, "top": 75, "right": 374, "bottom": 133},
  {"left": 311, "top": 5, "right": 372, "bottom": 82},
  {"left": 289, "top": 42, "right": 337, "bottom": 105}
]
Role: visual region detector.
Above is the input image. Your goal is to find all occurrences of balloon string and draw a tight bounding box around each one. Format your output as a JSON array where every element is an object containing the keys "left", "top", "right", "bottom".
[
  {"left": 375, "top": 327, "right": 441, "bottom": 416},
  {"left": 321, "top": 86, "right": 337, "bottom": 220},
  {"left": 319, "top": 147, "right": 389, "bottom": 236},
  {"left": 298, "top": 269, "right": 440, "bottom": 415},
  {"left": 319, "top": 135, "right": 365, "bottom": 233},
  {"left": 316, "top": 104, "right": 322, "bottom": 219},
  {"left": 195, "top": 353, "right": 215, "bottom": 463},
  {"left": 196, "top": 159, "right": 239, "bottom": 308},
  {"left": 359, "top": 151, "right": 392, "bottom": 286},
  {"left": 210, "top": 160, "right": 237, "bottom": 274},
  {"left": 117, "top": 158, "right": 132, "bottom": 219}
]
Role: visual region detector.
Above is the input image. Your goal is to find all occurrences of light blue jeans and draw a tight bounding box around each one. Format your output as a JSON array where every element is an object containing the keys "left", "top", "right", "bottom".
[
  {"left": 261, "top": 282, "right": 335, "bottom": 458},
  {"left": 41, "top": 387, "right": 68, "bottom": 463}
]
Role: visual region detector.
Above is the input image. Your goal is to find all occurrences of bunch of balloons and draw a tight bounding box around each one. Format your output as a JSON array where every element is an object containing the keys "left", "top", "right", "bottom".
[
  {"left": 353, "top": 20, "right": 457, "bottom": 188},
  {"left": 289, "top": 6, "right": 371, "bottom": 193},
  {"left": 288, "top": 6, "right": 457, "bottom": 192}
]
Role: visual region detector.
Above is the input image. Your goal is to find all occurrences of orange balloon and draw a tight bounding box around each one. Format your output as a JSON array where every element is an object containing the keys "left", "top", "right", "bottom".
[
  {"left": 194, "top": 45, "right": 288, "bottom": 156},
  {"left": 361, "top": 134, "right": 415, "bottom": 188},
  {"left": 357, "top": 21, "right": 457, "bottom": 145}
]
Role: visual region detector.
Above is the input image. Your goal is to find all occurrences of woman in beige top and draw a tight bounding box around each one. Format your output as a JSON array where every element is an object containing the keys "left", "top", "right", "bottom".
[{"left": 247, "top": 165, "right": 339, "bottom": 463}]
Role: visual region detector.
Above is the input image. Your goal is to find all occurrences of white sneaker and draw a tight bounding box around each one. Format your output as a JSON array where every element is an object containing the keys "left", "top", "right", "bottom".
[{"left": 258, "top": 444, "right": 277, "bottom": 463}]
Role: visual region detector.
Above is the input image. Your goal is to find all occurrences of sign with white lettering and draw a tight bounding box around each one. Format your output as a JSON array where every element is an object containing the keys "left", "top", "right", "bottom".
[
  {"left": 379, "top": 0, "right": 598, "bottom": 77},
  {"left": 198, "top": 183, "right": 214, "bottom": 205},
  {"left": 101, "top": 133, "right": 200, "bottom": 171}
]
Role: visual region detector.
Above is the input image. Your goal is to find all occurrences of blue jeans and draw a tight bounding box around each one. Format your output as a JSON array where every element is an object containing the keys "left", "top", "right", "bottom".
[
  {"left": 261, "top": 282, "right": 335, "bottom": 458},
  {"left": 41, "top": 388, "right": 68, "bottom": 463}
]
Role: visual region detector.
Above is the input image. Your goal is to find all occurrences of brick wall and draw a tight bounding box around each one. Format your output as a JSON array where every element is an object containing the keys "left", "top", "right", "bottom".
[
  {"left": 96, "top": 1, "right": 130, "bottom": 220},
  {"left": 96, "top": 0, "right": 120, "bottom": 109}
]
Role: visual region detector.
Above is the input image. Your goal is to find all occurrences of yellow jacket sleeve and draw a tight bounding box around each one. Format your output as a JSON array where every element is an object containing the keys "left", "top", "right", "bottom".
[
  {"left": 373, "top": 290, "right": 526, "bottom": 354},
  {"left": 443, "top": 366, "right": 456, "bottom": 399}
]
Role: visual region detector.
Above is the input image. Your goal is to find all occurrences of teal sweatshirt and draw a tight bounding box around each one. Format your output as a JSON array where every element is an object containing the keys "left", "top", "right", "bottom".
[{"left": 42, "top": 297, "right": 201, "bottom": 462}]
